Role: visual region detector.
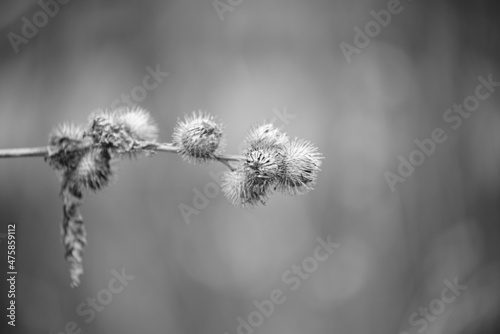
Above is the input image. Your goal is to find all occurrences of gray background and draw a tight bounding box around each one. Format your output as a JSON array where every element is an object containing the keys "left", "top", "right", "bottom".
[{"left": 0, "top": 0, "right": 499, "bottom": 333}]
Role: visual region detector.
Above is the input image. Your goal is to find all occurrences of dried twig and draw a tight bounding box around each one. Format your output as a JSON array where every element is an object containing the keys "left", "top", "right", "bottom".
[{"left": 0, "top": 107, "right": 323, "bottom": 287}]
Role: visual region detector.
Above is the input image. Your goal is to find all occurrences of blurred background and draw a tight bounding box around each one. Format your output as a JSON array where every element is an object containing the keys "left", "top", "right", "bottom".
[{"left": 1, "top": 0, "right": 500, "bottom": 333}]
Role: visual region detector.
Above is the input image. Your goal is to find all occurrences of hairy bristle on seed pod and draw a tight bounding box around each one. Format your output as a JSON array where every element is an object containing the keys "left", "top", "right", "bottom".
[
  {"left": 276, "top": 138, "right": 323, "bottom": 195},
  {"left": 245, "top": 149, "right": 279, "bottom": 180},
  {"left": 222, "top": 148, "right": 279, "bottom": 207},
  {"left": 222, "top": 168, "right": 271, "bottom": 207},
  {"left": 242, "top": 148, "right": 278, "bottom": 206},
  {"left": 49, "top": 123, "right": 85, "bottom": 145},
  {"left": 242, "top": 123, "right": 288, "bottom": 152},
  {"left": 76, "top": 148, "right": 115, "bottom": 191},
  {"left": 172, "top": 111, "right": 225, "bottom": 164},
  {"left": 221, "top": 169, "right": 246, "bottom": 206},
  {"left": 86, "top": 107, "right": 158, "bottom": 153},
  {"left": 117, "top": 106, "right": 158, "bottom": 142},
  {"left": 86, "top": 110, "right": 127, "bottom": 150},
  {"left": 47, "top": 123, "right": 89, "bottom": 171}
]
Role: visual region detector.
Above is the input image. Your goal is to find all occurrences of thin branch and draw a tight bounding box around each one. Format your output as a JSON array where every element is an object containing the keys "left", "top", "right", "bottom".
[
  {"left": 0, "top": 146, "right": 49, "bottom": 158},
  {"left": 153, "top": 143, "right": 243, "bottom": 171},
  {"left": 216, "top": 157, "right": 236, "bottom": 171},
  {"left": 154, "top": 143, "right": 243, "bottom": 161},
  {"left": 0, "top": 143, "right": 244, "bottom": 170}
]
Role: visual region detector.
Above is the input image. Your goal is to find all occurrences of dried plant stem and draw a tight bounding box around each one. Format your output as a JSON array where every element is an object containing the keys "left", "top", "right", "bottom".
[
  {"left": 0, "top": 144, "right": 243, "bottom": 170},
  {"left": 2, "top": 109, "right": 322, "bottom": 288},
  {"left": 0, "top": 146, "right": 49, "bottom": 158}
]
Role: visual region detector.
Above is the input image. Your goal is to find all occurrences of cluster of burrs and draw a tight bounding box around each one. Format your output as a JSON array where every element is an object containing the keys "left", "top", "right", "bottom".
[
  {"left": 45, "top": 107, "right": 323, "bottom": 287},
  {"left": 47, "top": 107, "right": 159, "bottom": 287},
  {"left": 220, "top": 124, "right": 323, "bottom": 207},
  {"left": 171, "top": 111, "right": 323, "bottom": 207}
]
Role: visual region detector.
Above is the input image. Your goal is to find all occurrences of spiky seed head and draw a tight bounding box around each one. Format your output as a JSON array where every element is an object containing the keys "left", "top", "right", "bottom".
[
  {"left": 221, "top": 168, "right": 272, "bottom": 207},
  {"left": 224, "top": 122, "right": 290, "bottom": 207},
  {"left": 172, "top": 111, "right": 225, "bottom": 164},
  {"left": 276, "top": 138, "right": 323, "bottom": 195},
  {"left": 241, "top": 148, "right": 279, "bottom": 206},
  {"left": 86, "top": 107, "right": 158, "bottom": 153},
  {"left": 244, "top": 149, "right": 279, "bottom": 180},
  {"left": 116, "top": 106, "right": 158, "bottom": 142},
  {"left": 49, "top": 123, "right": 85, "bottom": 146},
  {"left": 86, "top": 110, "right": 124, "bottom": 149},
  {"left": 76, "top": 148, "right": 115, "bottom": 192},
  {"left": 241, "top": 176, "right": 273, "bottom": 207},
  {"left": 221, "top": 169, "right": 246, "bottom": 206},
  {"left": 48, "top": 123, "right": 88, "bottom": 171},
  {"left": 222, "top": 149, "right": 279, "bottom": 207},
  {"left": 242, "top": 123, "right": 288, "bottom": 153}
]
